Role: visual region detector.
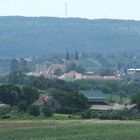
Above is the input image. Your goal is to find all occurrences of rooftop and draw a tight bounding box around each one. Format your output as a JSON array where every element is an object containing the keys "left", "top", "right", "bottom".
[
  {"left": 34, "top": 96, "right": 53, "bottom": 106},
  {"left": 80, "top": 90, "right": 106, "bottom": 100}
]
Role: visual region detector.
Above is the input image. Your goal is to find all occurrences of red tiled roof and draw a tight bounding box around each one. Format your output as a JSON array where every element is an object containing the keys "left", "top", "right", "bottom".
[{"left": 34, "top": 96, "right": 53, "bottom": 106}]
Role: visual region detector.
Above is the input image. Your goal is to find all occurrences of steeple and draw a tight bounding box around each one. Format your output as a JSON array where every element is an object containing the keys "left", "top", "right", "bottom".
[
  {"left": 75, "top": 50, "right": 79, "bottom": 60},
  {"left": 66, "top": 50, "right": 69, "bottom": 61}
]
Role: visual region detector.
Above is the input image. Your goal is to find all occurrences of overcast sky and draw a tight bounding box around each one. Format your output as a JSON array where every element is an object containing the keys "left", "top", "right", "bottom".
[{"left": 0, "top": 0, "right": 140, "bottom": 20}]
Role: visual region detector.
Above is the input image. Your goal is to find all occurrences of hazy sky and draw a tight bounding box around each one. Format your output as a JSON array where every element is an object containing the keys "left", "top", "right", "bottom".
[{"left": 0, "top": 0, "right": 140, "bottom": 20}]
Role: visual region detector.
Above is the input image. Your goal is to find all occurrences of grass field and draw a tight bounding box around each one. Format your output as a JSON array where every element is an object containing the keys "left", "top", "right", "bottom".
[{"left": 0, "top": 120, "right": 140, "bottom": 140}]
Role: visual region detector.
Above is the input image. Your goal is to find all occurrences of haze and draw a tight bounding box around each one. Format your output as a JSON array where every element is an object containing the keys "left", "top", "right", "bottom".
[{"left": 0, "top": 0, "right": 140, "bottom": 20}]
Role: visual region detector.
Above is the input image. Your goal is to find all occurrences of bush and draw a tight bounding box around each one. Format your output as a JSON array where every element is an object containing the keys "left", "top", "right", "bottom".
[
  {"left": 81, "top": 110, "right": 91, "bottom": 119},
  {"left": 42, "top": 106, "right": 54, "bottom": 117},
  {"left": 132, "top": 93, "right": 140, "bottom": 110},
  {"left": 18, "top": 101, "right": 28, "bottom": 112},
  {"left": 0, "top": 107, "right": 11, "bottom": 119},
  {"left": 80, "top": 109, "right": 130, "bottom": 120},
  {"left": 97, "top": 110, "right": 128, "bottom": 120},
  {"left": 28, "top": 105, "right": 40, "bottom": 116}
]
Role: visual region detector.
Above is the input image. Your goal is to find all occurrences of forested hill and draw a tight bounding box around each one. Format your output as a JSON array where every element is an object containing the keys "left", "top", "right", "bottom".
[{"left": 0, "top": 16, "right": 140, "bottom": 58}]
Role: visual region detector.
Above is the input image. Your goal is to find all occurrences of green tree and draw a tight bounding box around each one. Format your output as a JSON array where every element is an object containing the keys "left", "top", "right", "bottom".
[
  {"left": 0, "top": 84, "right": 21, "bottom": 106},
  {"left": 28, "top": 105, "right": 40, "bottom": 116},
  {"left": 132, "top": 93, "right": 140, "bottom": 110},
  {"left": 21, "top": 86, "right": 39, "bottom": 105},
  {"left": 42, "top": 106, "right": 54, "bottom": 117},
  {"left": 18, "top": 101, "right": 28, "bottom": 112}
]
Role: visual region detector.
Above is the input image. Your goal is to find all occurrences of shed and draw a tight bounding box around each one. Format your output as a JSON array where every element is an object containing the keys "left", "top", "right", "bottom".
[{"left": 80, "top": 90, "right": 107, "bottom": 105}]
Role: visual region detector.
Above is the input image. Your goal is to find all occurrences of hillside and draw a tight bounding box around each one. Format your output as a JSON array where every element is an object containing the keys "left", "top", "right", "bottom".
[{"left": 0, "top": 16, "right": 140, "bottom": 58}]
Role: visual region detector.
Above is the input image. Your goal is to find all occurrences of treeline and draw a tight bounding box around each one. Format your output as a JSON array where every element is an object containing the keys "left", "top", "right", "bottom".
[
  {"left": 0, "top": 84, "right": 39, "bottom": 106},
  {"left": 1, "top": 72, "right": 140, "bottom": 96},
  {"left": 74, "top": 80, "right": 140, "bottom": 96}
]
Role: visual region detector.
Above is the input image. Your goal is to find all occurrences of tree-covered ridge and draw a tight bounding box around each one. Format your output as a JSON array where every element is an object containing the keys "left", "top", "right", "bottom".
[{"left": 1, "top": 16, "right": 140, "bottom": 58}]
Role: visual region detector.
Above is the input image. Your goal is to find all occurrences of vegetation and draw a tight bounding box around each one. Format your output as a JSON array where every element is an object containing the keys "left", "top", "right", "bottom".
[
  {"left": 0, "top": 120, "right": 140, "bottom": 140},
  {"left": 75, "top": 80, "right": 140, "bottom": 96},
  {"left": 81, "top": 109, "right": 140, "bottom": 120},
  {"left": 42, "top": 106, "right": 54, "bottom": 117},
  {"left": 1, "top": 17, "right": 140, "bottom": 59},
  {"left": 0, "top": 73, "right": 140, "bottom": 119},
  {"left": 0, "top": 84, "right": 39, "bottom": 106},
  {"left": 132, "top": 93, "right": 140, "bottom": 110},
  {"left": 28, "top": 105, "right": 40, "bottom": 116}
]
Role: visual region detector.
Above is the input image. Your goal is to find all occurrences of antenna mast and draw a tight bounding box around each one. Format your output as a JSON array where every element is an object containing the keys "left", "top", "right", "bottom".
[{"left": 65, "top": 2, "right": 68, "bottom": 18}]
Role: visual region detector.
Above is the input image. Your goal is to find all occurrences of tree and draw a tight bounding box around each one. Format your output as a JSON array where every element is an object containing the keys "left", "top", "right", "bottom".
[
  {"left": 66, "top": 62, "right": 85, "bottom": 74},
  {"left": 54, "top": 69, "right": 62, "bottom": 76},
  {"left": 28, "top": 105, "right": 40, "bottom": 116},
  {"left": 99, "top": 68, "right": 114, "bottom": 76},
  {"left": 0, "top": 84, "right": 21, "bottom": 106},
  {"left": 18, "top": 101, "right": 28, "bottom": 112},
  {"left": 51, "top": 91, "right": 88, "bottom": 114},
  {"left": 132, "top": 93, "right": 140, "bottom": 110},
  {"left": 42, "top": 106, "right": 54, "bottom": 117},
  {"left": 21, "top": 86, "right": 39, "bottom": 105},
  {"left": 8, "top": 72, "right": 25, "bottom": 84}
]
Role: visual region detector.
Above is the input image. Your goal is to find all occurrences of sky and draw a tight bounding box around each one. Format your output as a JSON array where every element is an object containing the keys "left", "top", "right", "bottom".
[{"left": 0, "top": 0, "right": 140, "bottom": 20}]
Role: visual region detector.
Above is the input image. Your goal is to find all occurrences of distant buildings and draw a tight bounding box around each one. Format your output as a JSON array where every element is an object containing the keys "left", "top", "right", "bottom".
[
  {"left": 59, "top": 71, "right": 83, "bottom": 81},
  {"left": 36, "top": 64, "right": 48, "bottom": 74},
  {"left": 10, "top": 58, "right": 32, "bottom": 72},
  {"left": 126, "top": 68, "right": 140, "bottom": 81},
  {"left": 127, "top": 68, "right": 140, "bottom": 75}
]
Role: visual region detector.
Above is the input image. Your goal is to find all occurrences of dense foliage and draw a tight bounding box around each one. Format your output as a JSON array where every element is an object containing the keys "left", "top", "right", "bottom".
[
  {"left": 28, "top": 105, "right": 40, "bottom": 116},
  {"left": 42, "top": 106, "right": 54, "bottom": 117},
  {"left": 132, "top": 93, "right": 140, "bottom": 110},
  {"left": 75, "top": 80, "right": 140, "bottom": 96},
  {"left": 81, "top": 109, "right": 139, "bottom": 120},
  {"left": 1, "top": 17, "right": 140, "bottom": 60},
  {"left": 0, "top": 84, "right": 39, "bottom": 106}
]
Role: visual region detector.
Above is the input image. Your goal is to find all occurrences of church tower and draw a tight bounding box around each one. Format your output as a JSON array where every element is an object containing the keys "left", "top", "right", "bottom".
[
  {"left": 74, "top": 50, "right": 79, "bottom": 65},
  {"left": 75, "top": 50, "right": 79, "bottom": 61},
  {"left": 65, "top": 50, "right": 70, "bottom": 65}
]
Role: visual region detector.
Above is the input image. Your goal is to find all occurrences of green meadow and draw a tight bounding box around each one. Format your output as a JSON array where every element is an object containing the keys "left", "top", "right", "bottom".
[{"left": 0, "top": 120, "right": 140, "bottom": 140}]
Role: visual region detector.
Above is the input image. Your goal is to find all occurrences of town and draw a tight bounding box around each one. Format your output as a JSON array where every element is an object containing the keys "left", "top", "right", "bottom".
[
  {"left": 0, "top": 50, "right": 139, "bottom": 121},
  {"left": 1, "top": 1, "right": 140, "bottom": 139}
]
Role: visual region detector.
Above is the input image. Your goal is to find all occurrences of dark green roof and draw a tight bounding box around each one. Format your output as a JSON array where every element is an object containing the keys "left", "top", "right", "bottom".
[{"left": 80, "top": 90, "right": 106, "bottom": 100}]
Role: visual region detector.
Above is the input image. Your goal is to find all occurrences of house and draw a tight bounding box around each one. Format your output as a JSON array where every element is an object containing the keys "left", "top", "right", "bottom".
[
  {"left": 34, "top": 96, "right": 61, "bottom": 110},
  {"left": 90, "top": 103, "right": 137, "bottom": 111},
  {"left": 84, "top": 74, "right": 104, "bottom": 80},
  {"left": 59, "top": 71, "right": 83, "bottom": 81},
  {"left": 80, "top": 90, "right": 107, "bottom": 105},
  {"left": 126, "top": 68, "right": 140, "bottom": 81},
  {"left": 26, "top": 72, "right": 58, "bottom": 79}
]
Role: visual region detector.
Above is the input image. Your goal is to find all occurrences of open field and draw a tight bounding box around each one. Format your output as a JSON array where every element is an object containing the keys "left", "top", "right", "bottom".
[{"left": 0, "top": 120, "right": 140, "bottom": 140}]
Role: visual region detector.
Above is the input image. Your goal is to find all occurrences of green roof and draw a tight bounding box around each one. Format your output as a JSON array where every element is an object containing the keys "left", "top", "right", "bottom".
[{"left": 80, "top": 90, "right": 106, "bottom": 100}]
